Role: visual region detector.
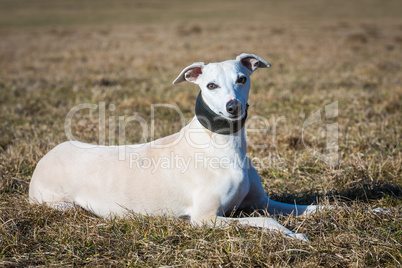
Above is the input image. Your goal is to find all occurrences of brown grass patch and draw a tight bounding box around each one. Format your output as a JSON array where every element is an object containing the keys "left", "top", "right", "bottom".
[{"left": 0, "top": 0, "right": 401, "bottom": 266}]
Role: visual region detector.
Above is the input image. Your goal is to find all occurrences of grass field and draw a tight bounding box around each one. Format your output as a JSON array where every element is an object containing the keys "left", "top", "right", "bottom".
[{"left": 0, "top": 0, "right": 401, "bottom": 266}]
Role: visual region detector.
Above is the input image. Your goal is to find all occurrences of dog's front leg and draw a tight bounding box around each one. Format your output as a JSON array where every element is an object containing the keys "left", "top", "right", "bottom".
[
  {"left": 239, "top": 159, "right": 325, "bottom": 216},
  {"left": 197, "top": 216, "right": 309, "bottom": 242},
  {"left": 190, "top": 191, "right": 309, "bottom": 241}
]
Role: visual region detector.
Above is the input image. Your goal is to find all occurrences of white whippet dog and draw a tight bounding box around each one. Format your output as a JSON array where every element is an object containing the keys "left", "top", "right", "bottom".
[{"left": 30, "top": 53, "right": 324, "bottom": 241}]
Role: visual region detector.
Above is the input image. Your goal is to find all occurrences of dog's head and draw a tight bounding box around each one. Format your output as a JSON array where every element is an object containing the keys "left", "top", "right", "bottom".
[{"left": 173, "top": 53, "right": 270, "bottom": 119}]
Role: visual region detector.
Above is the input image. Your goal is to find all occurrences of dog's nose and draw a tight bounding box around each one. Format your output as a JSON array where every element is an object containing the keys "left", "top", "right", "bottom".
[{"left": 226, "top": 99, "right": 242, "bottom": 116}]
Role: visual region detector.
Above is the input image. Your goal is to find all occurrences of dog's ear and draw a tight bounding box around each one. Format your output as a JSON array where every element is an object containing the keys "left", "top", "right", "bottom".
[
  {"left": 172, "top": 62, "right": 205, "bottom": 84},
  {"left": 236, "top": 53, "right": 271, "bottom": 73}
]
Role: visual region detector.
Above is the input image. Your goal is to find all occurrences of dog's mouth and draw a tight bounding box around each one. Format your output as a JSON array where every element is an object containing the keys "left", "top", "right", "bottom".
[
  {"left": 219, "top": 111, "right": 245, "bottom": 120},
  {"left": 220, "top": 102, "right": 249, "bottom": 120}
]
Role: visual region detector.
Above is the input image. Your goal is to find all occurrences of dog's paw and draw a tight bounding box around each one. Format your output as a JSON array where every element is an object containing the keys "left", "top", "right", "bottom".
[
  {"left": 372, "top": 207, "right": 390, "bottom": 214},
  {"left": 285, "top": 232, "right": 310, "bottom": 242}
]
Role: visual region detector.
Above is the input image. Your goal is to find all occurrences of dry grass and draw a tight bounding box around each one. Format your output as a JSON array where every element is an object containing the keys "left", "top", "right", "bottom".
[{"left": 0, "top": 0, "right": 401, "bottom": 267}]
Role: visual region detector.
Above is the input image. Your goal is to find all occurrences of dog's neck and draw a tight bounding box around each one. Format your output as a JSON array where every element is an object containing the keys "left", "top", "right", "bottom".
[
  {"left": 188, "top": 93, "right": 248, "bottom": 156},
  {"left": 195, "top": 92, "right": 248, "bottom": 135},
  {"left": 188, "top": 118, "right": 247, "bottom": 156}
]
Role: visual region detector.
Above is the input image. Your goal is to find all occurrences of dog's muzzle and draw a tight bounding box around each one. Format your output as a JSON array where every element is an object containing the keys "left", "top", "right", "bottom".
[
  {"left": 195, "top": 92, "right": 248, "bottom": 135},
  {"left": 226, "top": 99, "right": 242, "bottom": 116}
]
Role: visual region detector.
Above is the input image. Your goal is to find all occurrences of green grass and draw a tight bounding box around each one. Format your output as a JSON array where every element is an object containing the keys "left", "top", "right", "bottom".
[{"left": 1, "top": 0, "right": 401, "bottom": 266}]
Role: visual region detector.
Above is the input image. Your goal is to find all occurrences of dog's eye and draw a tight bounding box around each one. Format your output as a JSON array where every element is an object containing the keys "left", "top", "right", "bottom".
[
  {"left": 237, "top": 76, "right": 247, "bottom": 84},
  {"left": 207, "top": 83, "right": 218, "bottom": 90}
]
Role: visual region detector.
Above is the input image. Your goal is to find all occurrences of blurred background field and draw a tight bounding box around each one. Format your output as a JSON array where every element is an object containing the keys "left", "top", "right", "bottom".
[{"left": 0, "top": 0, "right": 401, "bottom": 266}]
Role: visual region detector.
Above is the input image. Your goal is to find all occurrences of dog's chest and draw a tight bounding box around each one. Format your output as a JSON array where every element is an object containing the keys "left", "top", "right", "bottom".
[{"left": 214, "top": 158, "right": 250, "bottom": 214}]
